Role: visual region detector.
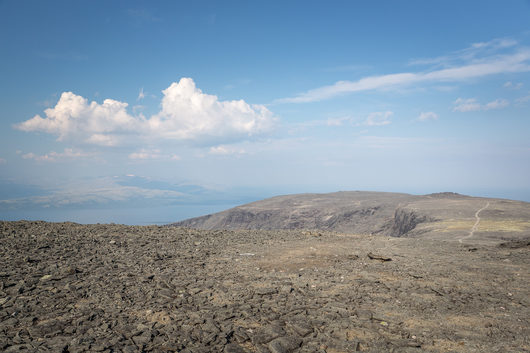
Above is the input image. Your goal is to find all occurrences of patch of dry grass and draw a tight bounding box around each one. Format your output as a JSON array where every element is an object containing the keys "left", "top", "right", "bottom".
[{"left": 425, "top": 219, "right": 530, "bottom": 233}]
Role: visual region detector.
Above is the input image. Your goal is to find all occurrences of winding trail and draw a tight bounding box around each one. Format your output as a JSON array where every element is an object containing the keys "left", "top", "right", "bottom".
[{"left": 459, "top": 201, "right": 490, "bottom": 243}]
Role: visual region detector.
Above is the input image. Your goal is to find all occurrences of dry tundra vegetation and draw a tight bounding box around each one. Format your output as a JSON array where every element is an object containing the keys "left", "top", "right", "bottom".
[{"left": 1, "top": 192, "right": 529, "bottom": 352}]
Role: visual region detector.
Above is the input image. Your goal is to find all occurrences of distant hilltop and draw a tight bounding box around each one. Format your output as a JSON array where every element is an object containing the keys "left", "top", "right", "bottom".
[{"left": 171, "top": 191, "right": 530, "bottom": 243}]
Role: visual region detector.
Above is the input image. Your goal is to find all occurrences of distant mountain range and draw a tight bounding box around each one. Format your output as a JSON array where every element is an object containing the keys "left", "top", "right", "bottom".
[{"left": 171, "top": 191, "right": 530, "bottom": 242}]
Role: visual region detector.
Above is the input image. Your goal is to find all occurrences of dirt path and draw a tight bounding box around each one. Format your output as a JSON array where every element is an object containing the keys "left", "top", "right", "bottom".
[{"left": 459, "top": 201, "right": 490, "bottom": 243}]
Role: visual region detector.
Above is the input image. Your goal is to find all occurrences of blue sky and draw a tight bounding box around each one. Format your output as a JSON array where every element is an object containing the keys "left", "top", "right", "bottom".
[{"left": 1, "top": 0, "right": 530, "bottom": 224}]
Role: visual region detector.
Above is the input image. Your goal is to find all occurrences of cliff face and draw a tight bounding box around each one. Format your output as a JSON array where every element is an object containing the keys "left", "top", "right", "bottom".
[
  {"left": 171, "top": 191, "right": 433, "bottom": 236},
  {"left": 388, "top": 208, "right": 436, "bottom": 237}
]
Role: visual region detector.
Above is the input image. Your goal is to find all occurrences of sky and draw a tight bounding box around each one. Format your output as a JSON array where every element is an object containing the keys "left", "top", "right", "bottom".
[{"left": 1, "top": 0, "right": 530, "bottom": 224}]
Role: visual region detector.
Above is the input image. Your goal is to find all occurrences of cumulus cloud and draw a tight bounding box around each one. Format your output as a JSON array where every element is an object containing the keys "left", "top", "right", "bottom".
[
  {"left": 418, "top": 112, "right": 438, "bottom": 121},
  {"left": 278, "top": 40, "right": 530, "bottom": 103},
  {"left": 453, "top": 98, "right": 509, "bottom": 112},
  {"left": 15, "top": 92, "right": 138, "bottom": 145},
  {"left": 20, "top": 148, "right": 92, "bottom": 162},
  {"left": 148, "top": 78, "right": 276, "bottom": 143},
  {"left": 15, "top": 78, "right": 276, "bottom": 147},
  {"left": 364, "top": 111, "right": 393, "bottom": 126}
]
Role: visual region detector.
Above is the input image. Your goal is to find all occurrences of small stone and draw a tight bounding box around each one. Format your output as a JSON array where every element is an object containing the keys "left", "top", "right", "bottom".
[
  {"left": 251, "top": 326, "right": 285, "bottom": 345},
  {"left": 286, "top": 322, "right": 312, "bottom": 337},
  {"left": 268, "top": 336, "right": 302, "bottom": 353},
  {"left": 132, "top": 331, "right": 152, "bottom": 346},
  {"left": 40, "top": 274, "right": 52, "bottom": 282},
  {"left": 224, "top": 343, "right": 249, "bottom": 353},
  {"left": 255, "top": 287, "right": 277, "bottom": 296}
]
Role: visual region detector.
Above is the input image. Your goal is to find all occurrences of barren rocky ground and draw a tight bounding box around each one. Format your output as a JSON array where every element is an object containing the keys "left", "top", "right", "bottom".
[{"left": 1, "top": 220, "right": 529, "bottom": 352}]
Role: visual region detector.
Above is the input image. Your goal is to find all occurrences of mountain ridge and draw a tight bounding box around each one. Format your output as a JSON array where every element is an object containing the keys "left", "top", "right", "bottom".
[{"left": 171, "top": 191, "right": 530, "bottom": 242}]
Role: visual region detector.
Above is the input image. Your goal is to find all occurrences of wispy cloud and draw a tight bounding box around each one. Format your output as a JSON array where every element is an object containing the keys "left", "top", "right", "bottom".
[
  {"left": 20, "top": 148, "right": 92, "bottom": 162},
  {"left": 453, "top": 98, "right": 509, "bottom": 112},
  {"left": 0, "top": 158, "right": 6, "bottom": 164},
  {"left": 409, "top": 38, "right": 518, "bottom": 67},
  {"left": 503, "top": 81, "right": 523, "bottom": 89},
  {"left": 364, "top": 111, "right": 393, "bottom": 126},
  {"left": 209, "top": 145, "right": 247, "bottom": 155},
  {"left": 484, "top": 99, "right": 509, "bottom": 110},
  {"left": 277, "top": 39, "right": 530, "bottom": 103},
  {"left": 15, "top": 78, "right": 277, "bottom": 147},
  {"left": 417, "top": 112, "right": 438, "bottom": 121},
  {"left": 137, "top": 87, "right": 145, "bottom": 100},
  {"left": 127, "top": 8, "right": 162, "bottom": 24},
  {"left": 355, "top": 136, "right": 432, "bottom": 149},
  {"left": 326, "top": 116, "right": 353, "bottom": 126},
  {"left": 515, "top": 93, "right": 530, "bottom": 104},
  {"left": 128, "top": 149, "right": 161, "bottom": 160}
]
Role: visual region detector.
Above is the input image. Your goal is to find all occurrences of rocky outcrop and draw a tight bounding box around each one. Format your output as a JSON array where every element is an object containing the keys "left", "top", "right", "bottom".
[
  {"left": 388, "top": 208, "right": 436, "bottom": 237},
  {"left": 171, "top": 192, "right": 416, "bottom": 233},
  {"left": 171, "top": 191, "right": 530, "bottom": 241}
]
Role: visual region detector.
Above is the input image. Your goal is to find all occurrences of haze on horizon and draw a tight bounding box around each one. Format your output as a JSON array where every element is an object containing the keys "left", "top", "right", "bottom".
[{"left": 1, "top": 0, "right": 530, "bottom": 224}]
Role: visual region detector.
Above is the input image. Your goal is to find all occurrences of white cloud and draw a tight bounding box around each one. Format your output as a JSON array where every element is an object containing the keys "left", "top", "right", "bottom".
[
  {"left": 137, "top": 87, "right": 145, "bottom": 100},
  {"left": 148, "top": 78, "right": 276, "bottom": 143},
  {"left": 410, "top": 38, "right": 518, "bottom": 67},
  {"left": 484, "top": 98, "right": 509, "bottom": 110},
  {"left": 15, "top": 92, "right": 139, "bottom": 145},
  {"left": 0, "top": 158, "right": 6, "bottom": 164},
  {"left": 209, "top": 145, "right": 246, "bottom": 155},
  {"left": 20, "top": 148, "right": 92, "bottom": 162},
  {"left": 503, "top": 81, "right": 523, "bottom": 89},
  {"left": 326, "top": 117, "right": 353, "bottom": 126},
  {"left": 128, "top": 149, "right": 161, "bottom": 160},
  {"left": 418, "top": 112, "right": 438, "bottom": 121},
  {"left": 355, "top": 136, "right": 429, "bottom": 149},
  {"left": 15, "top": 78, "right": 277, "bottom": 147},
  {"left": 453, "top": 98, "right": 509, "bottom": 112},
  {"left": 364, "top": 111, "right": 393, "bottom": 126},
  {"left": 470, "top": 38, "right": 518, "bottom": 50},
  {"left": 277, "top": 42, "right": 530, "bottom": 103},
  {"left": 453, "top": 98, "right": 482, "bottom": 112},
  {"left": 515, "top": 94, "right": 530, "bottom": 104}
]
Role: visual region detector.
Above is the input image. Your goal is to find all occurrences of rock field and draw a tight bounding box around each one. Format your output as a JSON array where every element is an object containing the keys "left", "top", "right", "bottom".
[{"left": 1, "top": 220, "right": 529, "bottom": 352}]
